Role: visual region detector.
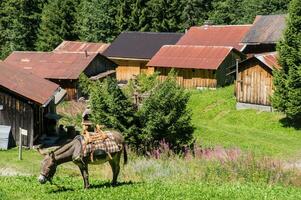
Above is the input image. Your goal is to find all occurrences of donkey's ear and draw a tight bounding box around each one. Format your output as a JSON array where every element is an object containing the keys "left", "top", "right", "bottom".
[
  {"left": 49, "top": 151, "right": 55, "bottom": 160},
  {"left": 37, "top": 148, "right": 47, "bottom": 156}
]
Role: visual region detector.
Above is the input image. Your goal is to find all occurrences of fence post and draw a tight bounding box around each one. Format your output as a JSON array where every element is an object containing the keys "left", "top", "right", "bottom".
[{"left": 19, "top": 128, "right": 22, "bottom": 160}]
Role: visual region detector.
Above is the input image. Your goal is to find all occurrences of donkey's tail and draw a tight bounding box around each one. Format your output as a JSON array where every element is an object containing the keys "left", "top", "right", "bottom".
[{"left": 123, "top": 144, "right": 128, "bottom": 165}]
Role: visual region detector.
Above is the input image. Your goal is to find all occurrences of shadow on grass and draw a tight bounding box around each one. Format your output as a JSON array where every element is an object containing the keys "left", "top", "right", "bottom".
[
  {"left": 90, "top": 181, "right": 138, "bottom": 189},
  {"left": 48, "top": 181, "right": 139, "bottom": 193},
  {"left": 280, "top": 117, "right": 301, "bottom": 130}
]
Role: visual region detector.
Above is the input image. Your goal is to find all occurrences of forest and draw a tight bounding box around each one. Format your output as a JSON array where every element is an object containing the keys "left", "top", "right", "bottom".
[{"left": 0, "top": 0, "right": 289, "bottom": 60}]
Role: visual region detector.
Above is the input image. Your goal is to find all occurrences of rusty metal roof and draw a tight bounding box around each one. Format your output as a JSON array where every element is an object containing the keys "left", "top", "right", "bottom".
[
  {"left": 53, "top": 41, "right": 110, "bottom": 53},
  {"left": 241, "top": 15, "right": 286, "bottom": 44},
  {"left": 4, "top": 51, "right": 99, "bottom": 79},
  {"left": 255, "top": 52, "right": 279, "bottom": 69},
  {"left": 103, "top": 31, "right": 183, "bottom": 59},
  {"left": 177, "top": 25, "right": 252, "bottom": 51},
  {"left": 147, "top": 45, "right": 238, "bottom": 70},
  {"left": 0, "top": 61, "right": 59, "bottom": 105}
]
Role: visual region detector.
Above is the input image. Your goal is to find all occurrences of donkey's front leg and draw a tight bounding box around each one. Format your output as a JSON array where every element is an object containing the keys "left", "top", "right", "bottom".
[{"left": 78, "top": 164, "right": 90, "bottom": 189}]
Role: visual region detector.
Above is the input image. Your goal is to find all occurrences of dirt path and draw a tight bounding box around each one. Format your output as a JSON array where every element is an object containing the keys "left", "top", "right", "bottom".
[{"left": 0, "top": 167, "right": 29, "bottom": 176}]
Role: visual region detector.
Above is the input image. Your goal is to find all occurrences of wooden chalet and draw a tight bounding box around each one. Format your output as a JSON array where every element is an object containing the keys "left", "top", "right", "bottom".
[
  {"left": 103, "top": 31, "right": 183, "bottom": 82},
  {"left": 147, "top": 45, "right": 245, "bottom": 89},
  {"left": 0, "top": 61, "right": 66, "bottom": 148},
  {"left": 177, "top": 24, "right": 252, "bottom": 51},
  {"left": 236, "top": 52, "right": 279, "bottom": 111},
  {"left": 53, "top": 40, "right": 110, "bottom": 54},
  {"left": 4, "top": 51, "right": 117, "bottom": 100},
  {"left": 241, "top": 15, "right": 286, "bottom": 55}
]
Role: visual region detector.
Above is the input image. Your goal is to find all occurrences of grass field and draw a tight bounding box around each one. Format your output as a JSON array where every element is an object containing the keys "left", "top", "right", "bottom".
[
  {"left": 1, "top": 85, "right": 301, "bottom": 199},
  {"left": 189, "top": 86, "right": 301, "bottom": 159}
]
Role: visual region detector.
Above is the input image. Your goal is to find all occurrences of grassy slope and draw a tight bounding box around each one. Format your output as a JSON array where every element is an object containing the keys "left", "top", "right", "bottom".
[{"left": 189, "top": 86, "right": 301, "bottom": 159}]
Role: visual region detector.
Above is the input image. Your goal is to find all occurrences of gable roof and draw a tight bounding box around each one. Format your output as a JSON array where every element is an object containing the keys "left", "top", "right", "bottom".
[
  {"left": 255, "top": 52, "right": 280, "bottom": 70},
  {"left": 0, "top": 61, "right": 60, "bottom": 106},
  {"left": 54, "top": 41, "right": 110, "bottom": 54},
  {"left": 147, "top": 45, "right": 241, "bottom": 70},
  {"left": 4, "top": 51, "right": 99, "bottom": 79},
  {"left": 103, "top": 31, "right": 183, "bottom": 60},
  {"left": 176, "top": 25, "right": 252, "bottom": 51},
  {"left": 241, "top": 15, "right": 286, "bottom": 44}
]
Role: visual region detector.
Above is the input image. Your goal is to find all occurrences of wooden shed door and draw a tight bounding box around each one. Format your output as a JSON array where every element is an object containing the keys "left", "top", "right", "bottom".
[{"left": 237, "top": 65, "right": 273, "bottom": 106}]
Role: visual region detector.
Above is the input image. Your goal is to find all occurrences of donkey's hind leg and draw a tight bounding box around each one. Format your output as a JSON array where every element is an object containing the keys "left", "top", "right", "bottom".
[{"left": 109, "top": 152, "right": 121, "bottom": 186}]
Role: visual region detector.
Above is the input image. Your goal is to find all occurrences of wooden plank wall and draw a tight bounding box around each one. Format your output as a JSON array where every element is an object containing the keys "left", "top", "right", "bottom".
[
  {"left": 50, "top": 79, "right": 77, "bottom": 100},
  {"left": 0, "top": 91, "right": 34, "bottom": 147},
  {"left": 155, "top": 68, "right": 217, "bottom": 89},
  {"left": 236, "top": 62, "right": 273, "bottom": 106},
  {"left": 113, "top": 59, "right": 150, "bottom": 81}
]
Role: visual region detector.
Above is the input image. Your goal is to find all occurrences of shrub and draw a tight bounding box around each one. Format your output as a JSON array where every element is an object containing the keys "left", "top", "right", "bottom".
[{"left": 135, "top": 71, "right": 194, "bottom": 151}]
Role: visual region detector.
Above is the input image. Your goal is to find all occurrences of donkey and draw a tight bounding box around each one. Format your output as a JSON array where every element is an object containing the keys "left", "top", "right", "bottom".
[{"left": 38, "top": 131, "right": 127, "bottom": 189}]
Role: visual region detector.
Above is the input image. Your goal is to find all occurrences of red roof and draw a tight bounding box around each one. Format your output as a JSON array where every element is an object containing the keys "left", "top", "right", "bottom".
[
  {"left": 4, "top": 51, "right": 98, "bottom": 79},
  {"left": 255, "top": 52, "right": 279, "bottom": 69},
  {"left": 54, "top": 41, "right": 110, "bottom": 53},
  {"left": 177, "top": 25, "right": 252, "bottom": 51},
  {"left": 0, "top": 61, "right": 59, "bottom": 105},
  {"left": 147, "top": 45, "right": 237, "bottom": 70}
]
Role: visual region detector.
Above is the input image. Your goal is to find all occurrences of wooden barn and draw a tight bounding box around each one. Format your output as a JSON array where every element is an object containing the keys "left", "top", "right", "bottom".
[
  {"left": 241, "top": 15, "right": 286, "bottom": 55},
  {"left": 0, "top": 61, "right": 66, "bottom": 148},
  {"left": 176, "top": 24, "right": 252, "bottom": 51},
  {"left": 236, "top": 52, "right": 279, "bottom": 111},
  {"left": 103, "top": 31, "right": 183, "bottom": 82},
  {"left": 4, "top": 51, "right": 117, "bottom": 100},
  {"left": 53, "top": 40, "right": 110, "bottom": 54},
  {"left": 147, "top": 45, "right": 245, "bottom": 89}
]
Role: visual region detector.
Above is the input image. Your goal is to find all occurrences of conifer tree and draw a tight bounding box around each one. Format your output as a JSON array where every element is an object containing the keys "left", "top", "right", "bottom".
[
  {"left": 273, "top": 0, "right": 301, "bottom": 121},
  {"left": 36, "top": 0, "right": 80, "bottom": 51},
  {"left": 0, "top": 0, "right": 45, "bottom": 59}
]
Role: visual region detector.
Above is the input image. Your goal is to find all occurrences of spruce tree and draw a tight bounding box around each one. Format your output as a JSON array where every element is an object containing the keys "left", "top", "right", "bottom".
[
  {"left": 0, "top": 0, "right": 45, "bottom": 59},
  {"left": 75, "top": 0, "right": 120, "bottom": 43},
  {"left": 273, "top": 0, "right": 301, "bottom": 121},
  {"left": 36, "top": 0, "right": 80, "bottom": 51}
]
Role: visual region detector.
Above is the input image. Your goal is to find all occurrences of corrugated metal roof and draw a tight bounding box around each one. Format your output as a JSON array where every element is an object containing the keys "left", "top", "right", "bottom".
[
  {"left": 176, "top": 25, "right": 252, "bottom": 51},
  {"left": 255, "top": 52, "right": 279, "bottom": 69},
  {"left": 241, "top": 15, "right": 286, "bottom": 44},
  {"left": 147, "top": 45, "right": 236, "bottom": 70},
  {"left": 4, "top": 51, "right": 98, "bottom": 79},
  {"left": 103, "top": 31, "right": 183, "bottom": 59},
  {"left": 53, "top": 41, "right": 110, "bottom": 53},
  {"left": 0, "top": 61, "right": 59, "bottom": 105}
]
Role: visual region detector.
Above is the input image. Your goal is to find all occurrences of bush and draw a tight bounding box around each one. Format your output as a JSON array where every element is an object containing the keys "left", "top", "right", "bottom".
[
  {"left": 134, "top": 71, "right": 194, "bottom": 151},
  {"left": 89, "top": 77, "right": 137, "bottom": 135}
]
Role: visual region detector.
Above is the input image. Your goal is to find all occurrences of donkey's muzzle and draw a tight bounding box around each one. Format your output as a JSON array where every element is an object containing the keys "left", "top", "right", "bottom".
[{"left": 38, "top": 174, "right": 47, "bottom": 184}]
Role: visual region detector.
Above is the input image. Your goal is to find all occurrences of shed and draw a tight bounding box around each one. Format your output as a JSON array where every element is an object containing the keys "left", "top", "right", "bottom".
[
  {"left": 103, "top": 31, "right": 183, "bottom": 82},
  {"left": 236, "top": 52, "right": 279, "bottom": 111},
  {"left": 53, "top": 40, "right": 110, "bottom": 54},
  {"left": 147, "top": 45, "right": 245, "bottom": 89},
  {"left": 241, "top": 15, "right": 286, "bottom": 55},
  {"left": 0, "top": 61, "right": 66, "bottom": 148},
  {"left": 4, "top": 51, "right": 117, "bottom": 100},
  {"left": 177, "top": 25, "right": 252, "bottom": 51}
]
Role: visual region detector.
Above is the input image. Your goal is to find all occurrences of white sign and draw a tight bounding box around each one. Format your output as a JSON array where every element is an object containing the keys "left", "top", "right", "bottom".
[
  {"left": 0, "top": 105, "right": 3, "bottom": 110},
  {"left": 20, "top": 128, "right": 28, "bottom": 136}
]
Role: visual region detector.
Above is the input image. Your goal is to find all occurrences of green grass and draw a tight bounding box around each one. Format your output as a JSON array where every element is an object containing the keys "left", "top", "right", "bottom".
[
  {"left": 189, "top": 86, "right": 301, "bottom": 159},
  {"left": 1, "top": 176, "right": 301, "bottom": 200}
]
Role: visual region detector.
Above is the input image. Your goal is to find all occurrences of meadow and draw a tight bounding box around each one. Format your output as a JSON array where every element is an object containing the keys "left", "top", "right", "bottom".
[{"left": 1, "top": 85, "right": 301, "bottom": 199}]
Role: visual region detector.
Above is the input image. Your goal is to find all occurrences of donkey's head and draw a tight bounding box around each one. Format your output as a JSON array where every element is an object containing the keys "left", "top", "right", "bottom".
[{"left": 38, "top": 151, "right": 57, "bottom": 184}]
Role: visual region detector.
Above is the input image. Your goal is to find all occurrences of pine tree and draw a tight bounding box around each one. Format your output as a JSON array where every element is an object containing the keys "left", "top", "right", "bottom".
[
  {"left": 0, "top": 0, "right": 45, "bottom": 59},
  {"left": 273, "top": 0, "right": 301, "bottom": 121},
  {"left": 128, "top": 0, "right": 149, "bottom": 31},
  {"left": 180, "top": 0, "right": 213, "bottom": 29},
  {"left": 75, "top": 0, "right": 120, "bottom": 43},
  {"left": 146, "top": 0, "right": 184, "bottom": 32},
  {"left": 36, "top": 0, "right": 80, "bottom": 51}
]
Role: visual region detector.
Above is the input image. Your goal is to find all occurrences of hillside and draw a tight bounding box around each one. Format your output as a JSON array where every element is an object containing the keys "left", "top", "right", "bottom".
[{"left": 189, "top": 86, "right": 301, "bottom": 159}]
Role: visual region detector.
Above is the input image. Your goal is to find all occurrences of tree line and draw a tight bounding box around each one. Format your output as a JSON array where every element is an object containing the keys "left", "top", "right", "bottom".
[{"left": 0, "top": 0, "right": 289, "bottom": 59}]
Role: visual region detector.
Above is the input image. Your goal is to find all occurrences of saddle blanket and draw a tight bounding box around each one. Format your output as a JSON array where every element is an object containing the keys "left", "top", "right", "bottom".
[{"left": 82, "top": 131, "right": 121, "bottom": 157}]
